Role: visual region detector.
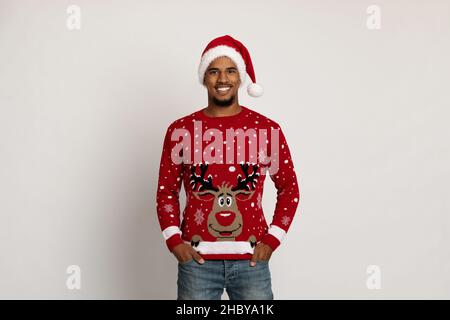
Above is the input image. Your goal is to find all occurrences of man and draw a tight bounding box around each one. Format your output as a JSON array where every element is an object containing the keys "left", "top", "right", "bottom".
[{"left": 156, "top": 35, "right": 300, "bottom": 300}]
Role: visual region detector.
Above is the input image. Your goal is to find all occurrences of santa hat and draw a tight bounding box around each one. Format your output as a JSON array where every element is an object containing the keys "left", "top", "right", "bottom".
[{"left": 198, "top": 35, "right": 264, "bottom": 98}]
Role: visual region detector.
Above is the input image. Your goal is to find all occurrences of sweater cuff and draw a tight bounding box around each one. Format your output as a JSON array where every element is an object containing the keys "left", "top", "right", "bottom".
[
  {"left": 166, "top": 234, "right": 184, "bottom": 252},
  {"left": 261, "top": 233, "right": 281, "bottom": 251}
]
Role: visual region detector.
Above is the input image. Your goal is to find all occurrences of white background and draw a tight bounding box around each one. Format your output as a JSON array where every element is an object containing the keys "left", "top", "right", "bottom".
[{"left": 1, "top": 0, "right": 449, "bottom": 299}]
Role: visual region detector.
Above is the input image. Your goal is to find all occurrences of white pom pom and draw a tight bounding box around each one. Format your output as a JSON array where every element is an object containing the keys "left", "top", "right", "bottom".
[{"left": 247, "top": 83, "right": 264, "bottom": 97}]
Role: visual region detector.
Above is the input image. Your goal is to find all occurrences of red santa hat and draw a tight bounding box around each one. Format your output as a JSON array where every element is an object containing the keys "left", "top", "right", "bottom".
[{"left": 198, "top": 35, "right": 264, "bottom": 98}]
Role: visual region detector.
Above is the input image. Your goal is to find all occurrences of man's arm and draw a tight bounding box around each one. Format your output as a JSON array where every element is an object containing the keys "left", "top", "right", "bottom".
[
  {"left": 156, "top": 124, "right": 206, "bottom": 264},
  {"left": 261, "top": 125, "right": 300, "bottom": 251},
  {"left": 156, "top": 125, "right": 185, "bottom": 252}
]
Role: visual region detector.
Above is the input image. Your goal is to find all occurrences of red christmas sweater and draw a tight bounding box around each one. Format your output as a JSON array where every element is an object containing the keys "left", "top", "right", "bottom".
[{"left": 156, "top": 106, "right": 300, "bottom": 260}]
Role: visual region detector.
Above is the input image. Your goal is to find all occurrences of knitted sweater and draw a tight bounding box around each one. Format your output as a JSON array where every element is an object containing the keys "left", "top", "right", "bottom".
[{"left": 156, "top": 106, "right": 300, "bottom": 260}]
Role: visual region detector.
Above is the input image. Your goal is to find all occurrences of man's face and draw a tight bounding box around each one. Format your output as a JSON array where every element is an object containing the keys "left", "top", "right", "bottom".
[{"left": 204, "top": 56, "right": 241, "bottom": 107}]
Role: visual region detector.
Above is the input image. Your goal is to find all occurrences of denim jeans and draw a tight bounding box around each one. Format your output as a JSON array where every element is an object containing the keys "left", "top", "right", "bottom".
[{"left": 177, "top": 259, "right": 273, "bottom": 300}]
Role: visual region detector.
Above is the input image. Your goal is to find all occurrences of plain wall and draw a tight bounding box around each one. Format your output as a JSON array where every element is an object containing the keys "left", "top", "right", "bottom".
[{"left": 0, "top": 0, "right": 449, "bottom": 299}]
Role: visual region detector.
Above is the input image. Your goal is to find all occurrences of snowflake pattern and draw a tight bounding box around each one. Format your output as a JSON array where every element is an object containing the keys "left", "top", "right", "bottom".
[
  {"left": 258, "top": 149, "right": 267, "bottom": 162},
  {"left": 256, "top": 192, "right": 262, "bottom": 209},
  {"left": 194, "top": 209, "right": 205, "bottom": 225},
  {"left": 281, "top": 215, "right": 291, "bottom": 226},
  {"left": 164, "top": 204, "right": 174, "bottom": 213}
]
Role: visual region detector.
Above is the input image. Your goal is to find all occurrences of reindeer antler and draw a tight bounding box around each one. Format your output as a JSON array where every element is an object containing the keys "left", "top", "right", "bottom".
[
  {"left": 190, "top": 164, "right": 219, "bottom": 192},
  {"left": 231, "top": 163, "right": 260, "bottom": 192}
]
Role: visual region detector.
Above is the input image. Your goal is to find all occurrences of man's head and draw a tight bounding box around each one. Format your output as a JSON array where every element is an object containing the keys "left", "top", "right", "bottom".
[
  {"left": 198, "top": 35, "right": 264, "bottom": 98},
  {"left": 203, "top": 56, "right": 241, "bottom": 107}
]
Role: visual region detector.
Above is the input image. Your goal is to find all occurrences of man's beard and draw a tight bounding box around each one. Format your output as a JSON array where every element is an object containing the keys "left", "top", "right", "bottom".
[{"left": 212, "top": 95, "right": 235, "bottom": 107}]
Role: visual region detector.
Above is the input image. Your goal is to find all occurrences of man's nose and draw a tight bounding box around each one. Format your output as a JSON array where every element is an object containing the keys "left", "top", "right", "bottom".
[{"left": 218, "top": 71, "right": 229, "bottom": 83}]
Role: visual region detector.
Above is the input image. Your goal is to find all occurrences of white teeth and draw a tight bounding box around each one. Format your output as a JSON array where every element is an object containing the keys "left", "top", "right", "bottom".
[
  {"left": 217, "top": 87, "right": 231, "bottom": 92},
  {"left": 220, "top": 213, "right": 231, "bottom": 217}
]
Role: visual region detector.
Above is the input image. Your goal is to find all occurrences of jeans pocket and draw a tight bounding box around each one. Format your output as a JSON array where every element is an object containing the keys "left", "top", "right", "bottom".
[{"left": 179, "top": 258, "right": 194, "bottom": 265}]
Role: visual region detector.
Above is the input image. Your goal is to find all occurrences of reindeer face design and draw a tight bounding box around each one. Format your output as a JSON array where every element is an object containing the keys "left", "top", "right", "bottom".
[{"left": 190, "top": 163, "right": 260, "bottom": 241}]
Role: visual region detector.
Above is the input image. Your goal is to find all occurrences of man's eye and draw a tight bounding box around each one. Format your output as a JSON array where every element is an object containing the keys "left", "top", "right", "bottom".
[{"left": 228, "top": 69, "right": 236, "bottom": 73}]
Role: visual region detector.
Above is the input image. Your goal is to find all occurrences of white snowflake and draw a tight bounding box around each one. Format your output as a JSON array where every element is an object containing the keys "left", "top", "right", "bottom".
[
  {"left": 281, "top": 216, "right": 291, "bottom": 226},
  {"left": 194, "top": 209, "right": 205, "bottom": 225},
  {"left": 257, "top": 193, "right": 262, "bottom": 209},
  {"left": 164, "top": 204, "right": 174, "bottom": 213},
  {"left": 258, "top": 149, "right": 267, "bottom": 162}
]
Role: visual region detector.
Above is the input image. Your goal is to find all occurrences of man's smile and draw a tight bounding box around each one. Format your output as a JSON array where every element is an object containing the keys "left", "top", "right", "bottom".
[{"left": 215, "top": 85, "right": 232, "bottom": 95}]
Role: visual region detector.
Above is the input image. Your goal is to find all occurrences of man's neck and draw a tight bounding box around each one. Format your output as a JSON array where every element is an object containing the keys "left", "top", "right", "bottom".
[{"left": 204, "top": 101, "right": 241, "bottom": 118}]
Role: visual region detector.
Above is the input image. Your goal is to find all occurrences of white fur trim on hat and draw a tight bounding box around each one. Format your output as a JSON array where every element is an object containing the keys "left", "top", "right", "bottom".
[{"left": 198, "top": 45, "right": 248, "bottom": 88}]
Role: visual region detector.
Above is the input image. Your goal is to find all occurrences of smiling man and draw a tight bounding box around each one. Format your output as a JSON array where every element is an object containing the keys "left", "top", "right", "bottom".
[{"left": 156, "top": 35, "right": 300, "bottom": 300}]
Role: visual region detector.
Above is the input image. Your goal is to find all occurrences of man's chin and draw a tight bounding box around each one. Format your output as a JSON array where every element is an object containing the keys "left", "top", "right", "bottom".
[{"left": 213, "top": 95, "right": 235, "bottom": 107}]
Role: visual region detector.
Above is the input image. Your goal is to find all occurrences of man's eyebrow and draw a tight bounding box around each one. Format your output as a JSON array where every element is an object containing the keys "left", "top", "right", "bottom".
[{"left": 207, "top": 67, "right": 238, "bottom": 71}]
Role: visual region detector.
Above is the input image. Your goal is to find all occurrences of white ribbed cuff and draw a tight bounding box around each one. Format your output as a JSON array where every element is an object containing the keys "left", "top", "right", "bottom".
[
  {"left": 268, "top": 224, "right": 286, "bottom": 243},
  {"left": 162, "top": 226, "right": 182, "bottom": 240}
]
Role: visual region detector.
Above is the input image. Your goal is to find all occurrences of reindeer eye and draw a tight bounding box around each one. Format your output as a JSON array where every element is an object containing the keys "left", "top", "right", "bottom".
[
  {"left": 218, "top": 196, "right": 225, "bottom": 207},
  {"left": 226, "top": 196, "right": 232, "bottom": 207}
]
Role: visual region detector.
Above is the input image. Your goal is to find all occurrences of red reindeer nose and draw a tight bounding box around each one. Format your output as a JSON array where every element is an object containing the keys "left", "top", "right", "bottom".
[{"left": 215, "top": 211, "right": 236, "bottom": 226}]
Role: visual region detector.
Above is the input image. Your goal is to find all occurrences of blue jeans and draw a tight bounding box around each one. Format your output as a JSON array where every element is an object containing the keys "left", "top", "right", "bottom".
[{"left": 177, "top": 259, "right": 273, "bottom": 300}]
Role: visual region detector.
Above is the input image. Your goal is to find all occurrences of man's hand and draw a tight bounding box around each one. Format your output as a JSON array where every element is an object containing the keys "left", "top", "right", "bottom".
[
  {"left": 172, "top": 243, "right": 204, "bottom": 264},
  {"left": 250, "top": 242, "right": 273, "bottom": 267}
]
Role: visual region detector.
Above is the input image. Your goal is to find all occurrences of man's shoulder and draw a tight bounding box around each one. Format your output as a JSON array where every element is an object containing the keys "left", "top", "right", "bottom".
[{"left": 244, "top": 106, "right": 281, "bottom": 129}]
